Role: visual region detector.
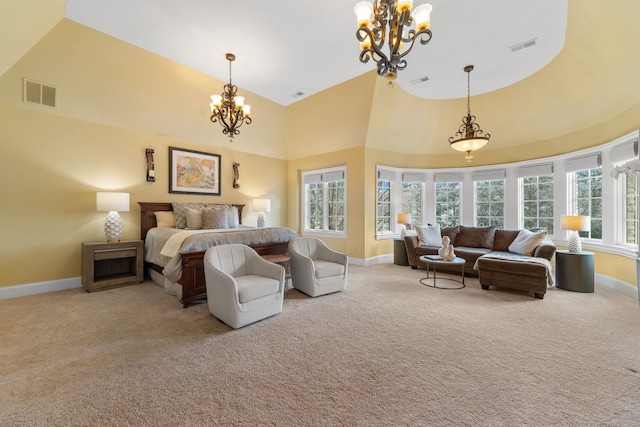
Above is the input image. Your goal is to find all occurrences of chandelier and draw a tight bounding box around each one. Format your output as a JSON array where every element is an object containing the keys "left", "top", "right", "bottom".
[
  {"left": 210, "top": 53, "right": 251, "bottom": 140},
  {"left": 449, "top": 65, "right": 490, "bottom": 162},
  {"left": 354, "top": 0, "right": 433, "bottom": 81}
]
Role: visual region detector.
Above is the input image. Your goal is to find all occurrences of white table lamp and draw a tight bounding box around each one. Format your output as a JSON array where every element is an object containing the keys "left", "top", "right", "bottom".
[
  {"left": 253, "top": 198, "right": 271, "bottom": 227},
  {"left": 561, "top": 215, "right": 590, "bottom": 253},
  {"left": 397, "top": 213, "right": 412, "bottom": 239},
  {"left": 97, "top": 192, "right": 130, "bottom": 242}
]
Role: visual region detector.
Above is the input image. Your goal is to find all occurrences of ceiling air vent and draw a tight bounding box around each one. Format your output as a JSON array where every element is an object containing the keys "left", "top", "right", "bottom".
[
  {"left": 23, "top": 78, "right": 57, "bottom": 108},
  {"left": 411, "top": 75, "right": 430, "bottom": 85},
  {"left": 291, "top": 91, "right": 304, "bottom": 99},
  {"left": 510, "top": 38, "right": 538, "bottom": 53}
]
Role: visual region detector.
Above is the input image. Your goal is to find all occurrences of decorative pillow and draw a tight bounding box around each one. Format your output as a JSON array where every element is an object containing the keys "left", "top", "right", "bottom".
[
  {"left": 227, "top": 206, "right": 239, "bottom": 228},
  {"left": 202, "top": 207, "right": 229, "bottom": 229},
  {"left": 154, "top": 211, "right": 176, "bottom": 228},
  {"left": 185, "top": 208, "right": 203, "bottom": 229},
  {"left": 508, "top": 229, "right": 548, "bottom": 256},
  {"left": 415, "top": 225, "right": 442, "bottom": 247},
  {"left": 172, "top": 202, "right": 205, "bottom": 229},
  {"left": 493, "top": 229, "right": 521, "bottom": 252},
  {"left": 456, "top": 225, "right": 496, "bottom": 249}
]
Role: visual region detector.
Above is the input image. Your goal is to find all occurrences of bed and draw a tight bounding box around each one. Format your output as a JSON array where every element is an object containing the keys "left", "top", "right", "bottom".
[{"left": 138, "top": 202, "right": 298, "bottom": 307}]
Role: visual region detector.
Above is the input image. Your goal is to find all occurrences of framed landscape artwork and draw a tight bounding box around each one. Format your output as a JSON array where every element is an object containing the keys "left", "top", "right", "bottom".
[{"left": 169, "top": 147, "right": 221, "bottom": 196}]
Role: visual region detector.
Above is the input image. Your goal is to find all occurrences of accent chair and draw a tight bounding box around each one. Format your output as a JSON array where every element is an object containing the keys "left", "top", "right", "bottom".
[
  {"left": 288, "top": 237, "right": 348, "bottom": 297},
  {"left": 203, "top": 244, "right": 285, "bottom": 329}
]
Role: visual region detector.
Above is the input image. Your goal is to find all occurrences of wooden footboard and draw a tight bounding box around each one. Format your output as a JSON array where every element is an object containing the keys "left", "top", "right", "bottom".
[
  {"left": 179, "top": 241, "right": 289, "bottom": 307},
  {"left": 138, "top": 202, "right": 291, "bottom": 308}
]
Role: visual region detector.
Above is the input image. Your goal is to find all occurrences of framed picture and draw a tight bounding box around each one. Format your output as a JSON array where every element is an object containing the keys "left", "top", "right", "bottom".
[{"left": 169, "top": 147, "right": 221, "bottom": 196}]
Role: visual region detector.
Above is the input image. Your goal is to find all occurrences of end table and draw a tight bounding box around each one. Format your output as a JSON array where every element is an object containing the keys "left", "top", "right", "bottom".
[
  {"left": 555, "top": 250, "right": 594, "bottom": 293},
  {"left": 394, "top": 239, "right": 409, "bottom": 266}
]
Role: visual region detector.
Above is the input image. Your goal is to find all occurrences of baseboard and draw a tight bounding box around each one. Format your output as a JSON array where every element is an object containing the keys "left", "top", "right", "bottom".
[
  {"left": 0, "top": 277, "right": 82, "bottom": 300},
  {"left": 1, "top": 269, "right": 636, "bottom": 302},
  {"left": 596, "top": 273, "right": 639, "bottom": 299}
]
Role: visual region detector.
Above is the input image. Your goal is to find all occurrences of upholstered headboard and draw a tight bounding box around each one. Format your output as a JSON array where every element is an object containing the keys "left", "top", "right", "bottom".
[{"left": 138, "top": 202, "right": 245, "bottom": 240}]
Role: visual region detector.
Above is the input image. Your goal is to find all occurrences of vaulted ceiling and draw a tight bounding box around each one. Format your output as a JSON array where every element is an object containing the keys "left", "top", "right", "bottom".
[{"left": 62, "top": 0, "right": 568, "bottom": 106}]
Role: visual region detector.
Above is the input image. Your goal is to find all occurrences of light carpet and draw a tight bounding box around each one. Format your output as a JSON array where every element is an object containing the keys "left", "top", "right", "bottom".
[{"left": 1, "top": 264, "right": 639, "bottom": 426}]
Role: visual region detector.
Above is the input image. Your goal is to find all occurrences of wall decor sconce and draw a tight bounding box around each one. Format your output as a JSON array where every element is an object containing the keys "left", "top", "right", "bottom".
[
  {"left": 233, "top": 162, "right": 240, "bottom": 189},
  {"left": 96, "top": 192, "right": 130, "bottom": 242},
  {"left": 253, "top": 198, "right": 271, "bottom": 228},
  {"left": 146, "top": 148, "right": 155, "bottom": 182}
]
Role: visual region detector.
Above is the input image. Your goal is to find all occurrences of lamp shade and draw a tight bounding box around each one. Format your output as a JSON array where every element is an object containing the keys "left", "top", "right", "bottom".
[
  {"left": 397, "top": 213, "right": 412, "bottom": 224},
  {"left": 96, "top": 192, "right": 129, "bottom": 212},
  {"left": 252, "top": 198, "right": 271, "bottom": 213},
  {"left": 561, "top": 215, "right": 590, "bottom": 231}
]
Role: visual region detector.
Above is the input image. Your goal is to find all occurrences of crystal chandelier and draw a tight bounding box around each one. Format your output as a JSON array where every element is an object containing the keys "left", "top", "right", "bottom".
[
  {"left": 354, "top": 1, "right": 433, "bottom": 81},
  {"left": 210, "top": 53, "right": 252, "bottom": 140},
  {"left": 449, "top": 65, "right": 490, "bottom": 162}
]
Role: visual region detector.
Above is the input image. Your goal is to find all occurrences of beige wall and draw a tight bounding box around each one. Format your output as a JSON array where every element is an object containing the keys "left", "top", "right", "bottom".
[{"left": 0, "top": 105, "right": 287, "bottom": 287}]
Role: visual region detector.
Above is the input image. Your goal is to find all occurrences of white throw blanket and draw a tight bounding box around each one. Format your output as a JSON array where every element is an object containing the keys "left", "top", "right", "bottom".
[
  {"left": 160, "top": 229, "right": 239, "bottom": 257},
  {"left": 473, "top": 252, "right": 554, "bottom": 286}
]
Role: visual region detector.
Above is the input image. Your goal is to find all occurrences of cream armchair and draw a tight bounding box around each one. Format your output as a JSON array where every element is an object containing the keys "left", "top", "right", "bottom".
[
  {"left": 288, "top": 237, "right": 348, "bottom": 297},
  {"left": 203, "top": 244, "right": 285, "bottom": 329}
]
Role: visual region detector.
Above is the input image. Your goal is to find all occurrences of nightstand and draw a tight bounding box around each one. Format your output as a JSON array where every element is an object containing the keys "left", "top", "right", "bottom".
[
  {"left": 555, "top": 250, "right": 595, "bottom": 293},
  {"left": 82, "top": 240, "right": 144, "bottom": 292},
  {"left": 394, "top": 238, "right": 410, "bottom": 266}
]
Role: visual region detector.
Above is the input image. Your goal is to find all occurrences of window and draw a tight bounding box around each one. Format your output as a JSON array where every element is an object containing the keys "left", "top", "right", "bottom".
[
  {"left": 611, "top": 139, "right": 639, "bottom": 247},
  {"left": 623, "top": 173, "right": 638, "bottom": 245},
  {"left": 573, "top": 167, "right": 603, "bottom": 239},
  {"left": 376, "top": 179, "right": 391, "bottom": 233},
  {"left": 475, "top": 180, "right": 504, "bottom": 227},
  {"left": 434, "top": 182, "right": 461, "bottom": 227},
  {"left": 302, "top": 167, "right": 346, "bottom": 237},
  {"left": 521, "top": 175, "right": 554, "bottom": 234},
  {"left": 402, "top": 180, "right": 424, "bottom": 228},
  {"left": 473, "top": 170, "right": 505, "bottom": 228}
]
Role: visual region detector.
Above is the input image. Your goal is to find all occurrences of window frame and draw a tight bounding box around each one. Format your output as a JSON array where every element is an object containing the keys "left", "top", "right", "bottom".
[{"left": 301, "top": 166, "right": 347, "bottom": 239}]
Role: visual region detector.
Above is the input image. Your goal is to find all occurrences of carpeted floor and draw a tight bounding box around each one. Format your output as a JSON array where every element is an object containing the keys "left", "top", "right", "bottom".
[{"left": 1, "top": 264, "right": 639, "bottom": 426}]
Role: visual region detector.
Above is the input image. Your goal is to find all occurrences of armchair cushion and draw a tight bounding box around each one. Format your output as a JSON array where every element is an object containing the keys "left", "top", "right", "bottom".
[
  {"left": 314, "top": 260, "right": 346, "bottom": 279},
  {"left": 236, "top": 276, "right": 280, "bottom": 303}
]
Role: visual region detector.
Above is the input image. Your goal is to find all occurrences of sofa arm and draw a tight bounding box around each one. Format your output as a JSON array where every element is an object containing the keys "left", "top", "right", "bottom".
[
  {"left": 404, "top": 235, "right": 419, "bottom": 267},
  {"left": 533, "top": 239, "right": 556, "bottom": 261}
]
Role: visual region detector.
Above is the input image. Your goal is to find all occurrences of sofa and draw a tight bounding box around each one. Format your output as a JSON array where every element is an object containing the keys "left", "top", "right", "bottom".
[{"left": 404, "top": 225, "right": 556, "bottom": 299}]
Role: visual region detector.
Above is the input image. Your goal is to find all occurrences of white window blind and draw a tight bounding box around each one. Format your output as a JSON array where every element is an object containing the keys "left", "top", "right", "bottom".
[
  {"left": 610, "top": 140, "right": 638, "bottom": 164},
  {"left": 516, "top": 163, "right": 554, "bottom": 178},
  {"left": 303, "top": 173, "right": 323, "bottom": 184},
  {"left": 378, "top": 169, "right": 397, "bottom": 181},
  {"left": 564, "top": 153, "right": 602, "bottom": 172},
  {"left": 402, "top": 171, "right": 428, "bottom": 183},
  {"left": 434, "top": 172, "right": 463, "bottom": 182},
  {"left": 472, "top": 169, "right": 506, "bottom": 181},
  {"left": 322, "top": 170, "right": 345, "bottom": 182}
]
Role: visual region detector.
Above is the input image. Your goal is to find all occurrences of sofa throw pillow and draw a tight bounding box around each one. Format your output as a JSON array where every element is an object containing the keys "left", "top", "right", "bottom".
[
  {"left": 508, "top": 229, "right": 548, "bottom": 256},
  {"left": 154, "top": 211, "right": 176, "bottom": 228},
  {"left": 416, "top": 225, "right": 442, "bottom": 247},
  {"left": 185, "top": 208, "right": 203, "bottom": 229},
  {"left": 172, "top": 202, "right": 205, "bottom": 229},
  {"left": 202, "top": 207, "right": 229, "bottom": 229},
  {"left": 456, "top": 225, "right": 496, "bottom": 249},
  {"left": 227, "top": 206, "right": 239, "bottom": 228}
]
